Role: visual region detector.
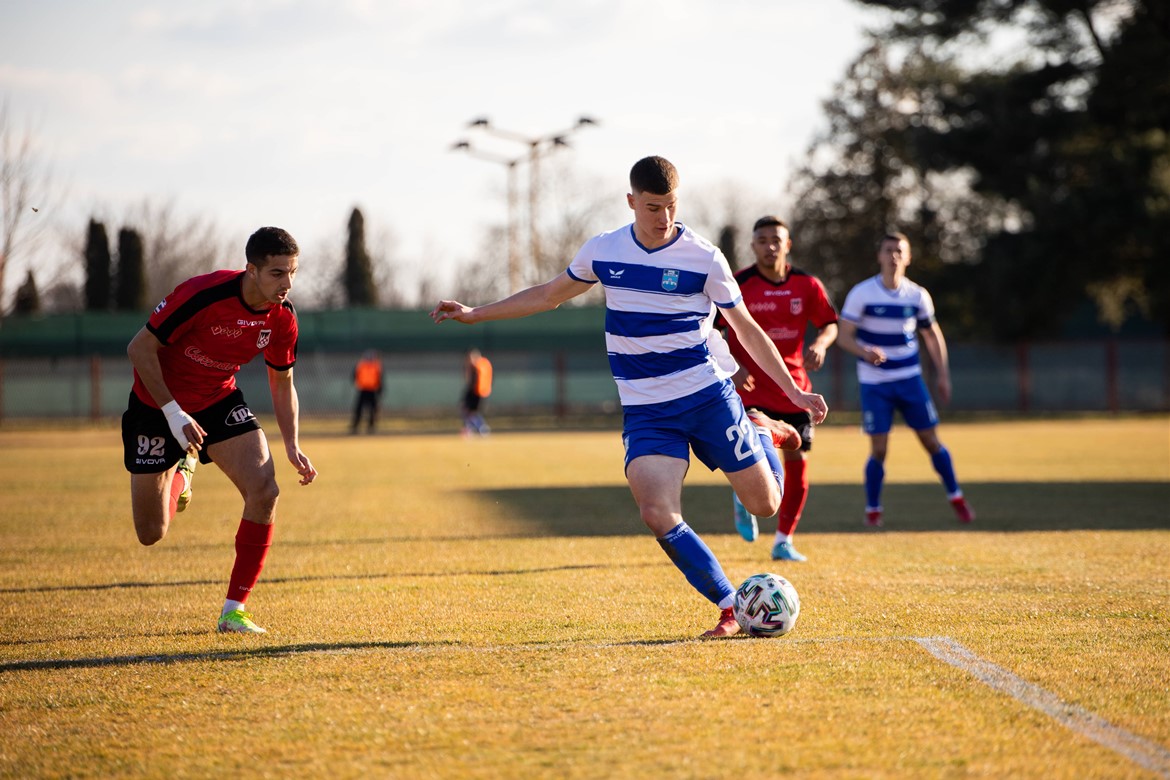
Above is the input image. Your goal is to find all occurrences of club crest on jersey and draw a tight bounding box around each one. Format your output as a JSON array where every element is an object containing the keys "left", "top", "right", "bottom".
[
  {"left": 790, "top": 298, "right": 803, "bottom": 315},
  {"left": 661, "top": 269, "right": 679, "bottom": 292},
  {"left": 256, "top": 329, "right": 272, "bottom": 349}
]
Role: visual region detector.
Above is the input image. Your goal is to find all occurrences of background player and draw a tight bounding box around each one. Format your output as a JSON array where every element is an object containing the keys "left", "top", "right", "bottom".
[
  {"left": 122, "top": 226, "right": 318, "bottom": 634},
  {"left": 461, "top": 348, "right": 493, "bottom": 436},
  {"left": 836, "top": 230, "right": 974, "bottom": 527},
  {"left": 723, "top": 216, "right": 838, "bottom": 561},
  {"left": 432, "top": 156, "right": 827, "bottom": 638},
  {"left": 350, "top": 349, "right": 384, "bottom": 434}
]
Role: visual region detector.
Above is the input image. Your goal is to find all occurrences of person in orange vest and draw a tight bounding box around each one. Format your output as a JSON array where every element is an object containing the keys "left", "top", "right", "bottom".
[
  {"left": 351, "top": 349, "right": 384, "bottom": 434},
  {"left": 462, "top": 348, "right": 492, "bottom": 436}
]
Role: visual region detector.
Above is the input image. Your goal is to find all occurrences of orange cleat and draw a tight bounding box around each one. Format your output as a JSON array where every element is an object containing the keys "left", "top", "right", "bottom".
[
  {"left": 950, "top": 496, "right": 976, "bottom": 523},
  {"left": 701, "top": 607, "right": 742, "bottom": 638},
  {"left": 746, "top": 410, "right": 802, "bottom": 451}
]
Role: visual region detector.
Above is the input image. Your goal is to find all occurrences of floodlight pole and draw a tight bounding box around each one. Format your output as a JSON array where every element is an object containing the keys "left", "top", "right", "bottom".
[
  {"left": 466, "top": 117, "right": 598, "bottom": 281},
  {"left": 451, "top": 142, "right": 523, "bottom": 294}
]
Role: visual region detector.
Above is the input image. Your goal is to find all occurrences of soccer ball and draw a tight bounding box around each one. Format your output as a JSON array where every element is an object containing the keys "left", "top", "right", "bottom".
[{"left": 733, "top": 573, "right": 800, "bottom": 637}]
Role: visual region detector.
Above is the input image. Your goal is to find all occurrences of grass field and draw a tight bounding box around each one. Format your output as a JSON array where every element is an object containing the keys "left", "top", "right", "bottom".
[{"left": 1, "top": 416, "right": 1168, "bottom": 778}]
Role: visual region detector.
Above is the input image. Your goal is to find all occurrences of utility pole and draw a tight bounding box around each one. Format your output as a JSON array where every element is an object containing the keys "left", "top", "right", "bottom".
[
  {"left": 450, "top": 142, "right": 523, "bottom": 294},
  {"left": 460, "top": 116, "right": 597, "bottom": 284}
]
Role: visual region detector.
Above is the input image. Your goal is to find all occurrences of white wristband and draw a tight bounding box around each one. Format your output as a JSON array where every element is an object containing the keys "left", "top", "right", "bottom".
[{"left": 161, "top": 401, "right": 193, "bottom": 450}]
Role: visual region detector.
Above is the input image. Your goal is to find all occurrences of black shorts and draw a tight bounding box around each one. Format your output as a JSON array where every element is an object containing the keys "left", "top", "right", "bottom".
[
  {"left": 122, "top": 388, "right": 262, "bottom": 474},
  {"left": 750, "top": 408, "right": 815, "bottom": 453},
  {"left": 463, "top": 391, "right": 484, "bottom": 413}
]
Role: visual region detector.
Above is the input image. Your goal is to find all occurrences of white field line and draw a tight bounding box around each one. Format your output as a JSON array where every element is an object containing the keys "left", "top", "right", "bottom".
[{"left": 914, "top": 636, "right": 1170, "bottom": 779}]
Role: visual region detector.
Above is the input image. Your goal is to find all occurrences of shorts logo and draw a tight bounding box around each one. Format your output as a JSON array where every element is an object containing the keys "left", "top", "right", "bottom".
[
  {"left": 226, "top": 404, "right": 256, "bottom": 426},
  {"left": 661, "top": 269, "right": 679, "bottom": 292},
  {"left": 790, "top": 299, "right": 803, "bottom": 315},
  {"left": 256, "top": 329, "right": 272, "bottom": 349}
]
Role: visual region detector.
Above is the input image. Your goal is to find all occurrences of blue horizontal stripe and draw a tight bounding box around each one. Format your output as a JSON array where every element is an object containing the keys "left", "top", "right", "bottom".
[
  {"left": 594, "top": 261, "right": 706, "bottom": 296},
  {"left": 606, "top": 308, "right": 705, "bottom": 338},
  {"left": 609, "top": 344, "right": 707, "bottom": 381},
  {"left": 857, "top": 328, "right": 914, "bottom": 348},
  {"left": 863, "top": 304, "right": 919, "bottom": 320},
  {"left": 857, "top": 353, "right": 921, "bottom": 371}
]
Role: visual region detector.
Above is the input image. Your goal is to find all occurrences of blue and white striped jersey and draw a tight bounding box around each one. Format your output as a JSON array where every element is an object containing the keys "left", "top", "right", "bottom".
[
  {"left": 567, "top": 223, "right": 741, "bottom": 406},
  {"left": 840, "top": 275, "right": 937, "bottom": 385}
]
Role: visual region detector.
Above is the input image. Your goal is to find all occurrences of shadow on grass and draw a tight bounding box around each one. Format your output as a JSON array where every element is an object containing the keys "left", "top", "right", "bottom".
[
  {"left": 0, "top": 562, "right": 662, "bottom": 597},
  {"left": 0, "top": 640, "right": 452, "bottom": 673},
  {"left": 477, "top": 480, "right": 1170, "bottom": 536}
]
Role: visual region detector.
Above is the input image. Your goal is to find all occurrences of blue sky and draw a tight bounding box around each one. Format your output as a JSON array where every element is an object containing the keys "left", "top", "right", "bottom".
[{"left": 0, "top": 0, "right": 884, "bottom": 305}]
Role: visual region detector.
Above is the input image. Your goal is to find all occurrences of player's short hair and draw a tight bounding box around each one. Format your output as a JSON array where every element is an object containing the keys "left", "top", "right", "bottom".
[
  {"left": 629, "top": 156, "right": 679, "bottom": 195},
  {"left": 246, "top": 226, "right": 299, "bottom": 266},
  {"left": 752, "top": 215, "right": 790, "bottom": 233},
  {"left": 877, "top": 230, "right": 910, "bottom": 250}
]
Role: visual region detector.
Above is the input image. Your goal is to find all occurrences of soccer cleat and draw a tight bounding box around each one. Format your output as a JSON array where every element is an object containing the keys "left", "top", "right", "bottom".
[
  {"left": 771, "top": 540, "right": 808, "bottom": 562},
  {"left": 746, "top": 410, "right": 802, "bottom": 451},
  {"left": 701, "top": 607, "right": 741, "bottom": 638},
  {"left": 864, "top": 509, "right": 884, "bottom": 528},
  {"left": 733, "top": 495, "right": 758, "bottom": 542},
  {"left": 951, "top": 496, "right": 976, "bottom": 523},
  {"left": 175, "top": 451, "right": 198, "bottom": 513},
  {"left": 217, "top": 609, "right": 266, "bottom": 634}
]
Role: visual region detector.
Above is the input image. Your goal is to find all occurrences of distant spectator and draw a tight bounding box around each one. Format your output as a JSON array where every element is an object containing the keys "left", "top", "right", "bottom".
[
  {"left": 351, "top": 349, "right": 384, "bottom": 434},
  {"left": 462, "top": 349, "right": 492, "bottom": 436}
]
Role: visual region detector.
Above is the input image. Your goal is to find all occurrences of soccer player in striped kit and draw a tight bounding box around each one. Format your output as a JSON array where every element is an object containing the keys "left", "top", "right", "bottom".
[
  {"left": 837, "top": 231, "right": 975, "bottom": 528},
  {"left": 122, "top": 226, "right": 318, "bottom": 634},
  {"left": 431, "top": 157, "right": 827, "bottom": 637}
]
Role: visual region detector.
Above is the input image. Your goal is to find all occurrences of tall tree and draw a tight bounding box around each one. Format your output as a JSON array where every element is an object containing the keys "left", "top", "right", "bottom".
[
  {"left": 84, "top": 218, "right": 112, "bottom": 311},
  {"left": 844, "top": 0, "right": 1170, "bottom": 337},
  {"left": 344, "top": 207, "right": 377, "bottom": 307},
  {"left": 11, "top": 268, "right": 39, "bottom": 315},
  {"left": 115, "top": 227, "right": 147, "bottom": 310}
]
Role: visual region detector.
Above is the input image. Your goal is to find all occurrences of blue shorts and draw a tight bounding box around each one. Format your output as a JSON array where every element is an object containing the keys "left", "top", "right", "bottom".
[
  {"left": 859, "top": 376, "right": 939, "bottom": 435},
  {"left": 622, "top": 380, "right": 767, "bottom": 474}
]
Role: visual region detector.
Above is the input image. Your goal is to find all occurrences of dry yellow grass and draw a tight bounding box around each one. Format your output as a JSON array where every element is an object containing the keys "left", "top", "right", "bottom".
[{"left": 0, "top": 416, "right": 1167, "bottom": 778}]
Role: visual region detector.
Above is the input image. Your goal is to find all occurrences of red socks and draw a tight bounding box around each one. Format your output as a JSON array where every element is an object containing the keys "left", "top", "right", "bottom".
[
  {"left": 226, "top": 519, "right": 274, "bottom": 603},
  {"left": 777, "top": 459, "right": 809, "bottom": 537}
]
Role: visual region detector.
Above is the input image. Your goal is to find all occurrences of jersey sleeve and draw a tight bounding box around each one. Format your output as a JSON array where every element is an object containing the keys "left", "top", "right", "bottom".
[
  {"left": 809, "top": 277, "right": 840, "bottom": 328},
  {"left": 566, "top": 235, "right": 601, "bottom": 284},
  {"left": 704, "top": 251, "right": 742, "bottom": 309},
  {"left": 916, "top": 286, "right": 937, "bottom": 329},
  {"left": 146, "top": 278, "right": 200, "bottom": 345},
  {"left": 840, "top": 284, "right": 865, "bottom": 323},
  {"left": 264, "top": 302, "right": 299, "bottom": 371}
]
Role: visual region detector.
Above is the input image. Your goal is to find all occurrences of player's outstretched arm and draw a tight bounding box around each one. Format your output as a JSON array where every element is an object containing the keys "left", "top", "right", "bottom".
[
  {"left": 431, "top": 272, "right": 592, "bottom": 325},
  {"left": 268, "top": 366, "right": 317, "bottom": 485}
]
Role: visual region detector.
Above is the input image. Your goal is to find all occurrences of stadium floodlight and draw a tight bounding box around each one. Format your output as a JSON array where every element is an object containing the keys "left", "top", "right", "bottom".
[
  {"left": 451, "top": 140, "right": 524, "bottom": 293},
  {"left": 461, "top": 116, "right": 598, "bottom": 276}
]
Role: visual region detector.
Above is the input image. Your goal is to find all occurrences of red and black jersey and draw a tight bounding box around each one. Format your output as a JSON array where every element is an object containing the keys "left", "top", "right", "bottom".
[
  {"left": 132, "top": 270, "right": 299, "bottom": 412},
  {"left": 725, "top": 265, "right": 838, "bottom": 413}
]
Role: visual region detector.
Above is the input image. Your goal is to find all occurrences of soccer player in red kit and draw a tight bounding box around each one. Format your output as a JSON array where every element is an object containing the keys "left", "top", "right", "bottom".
[
  {"left": 724, "top": 216, "right": 838, "bottom": 561},
  {"left": 122, "top": 226, "right": 318, "bottom": 634}
]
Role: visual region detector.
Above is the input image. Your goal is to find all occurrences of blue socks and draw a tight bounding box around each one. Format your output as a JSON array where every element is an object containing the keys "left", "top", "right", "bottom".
[
  {"left": 931, "top": 446, "right": 960, "bottom": 496},
  {"left": 657, "top": 522, "right": 735, "bottom": 607},
  {"left": 864, "top": 456, "right": 884, "bottom": 509}
]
